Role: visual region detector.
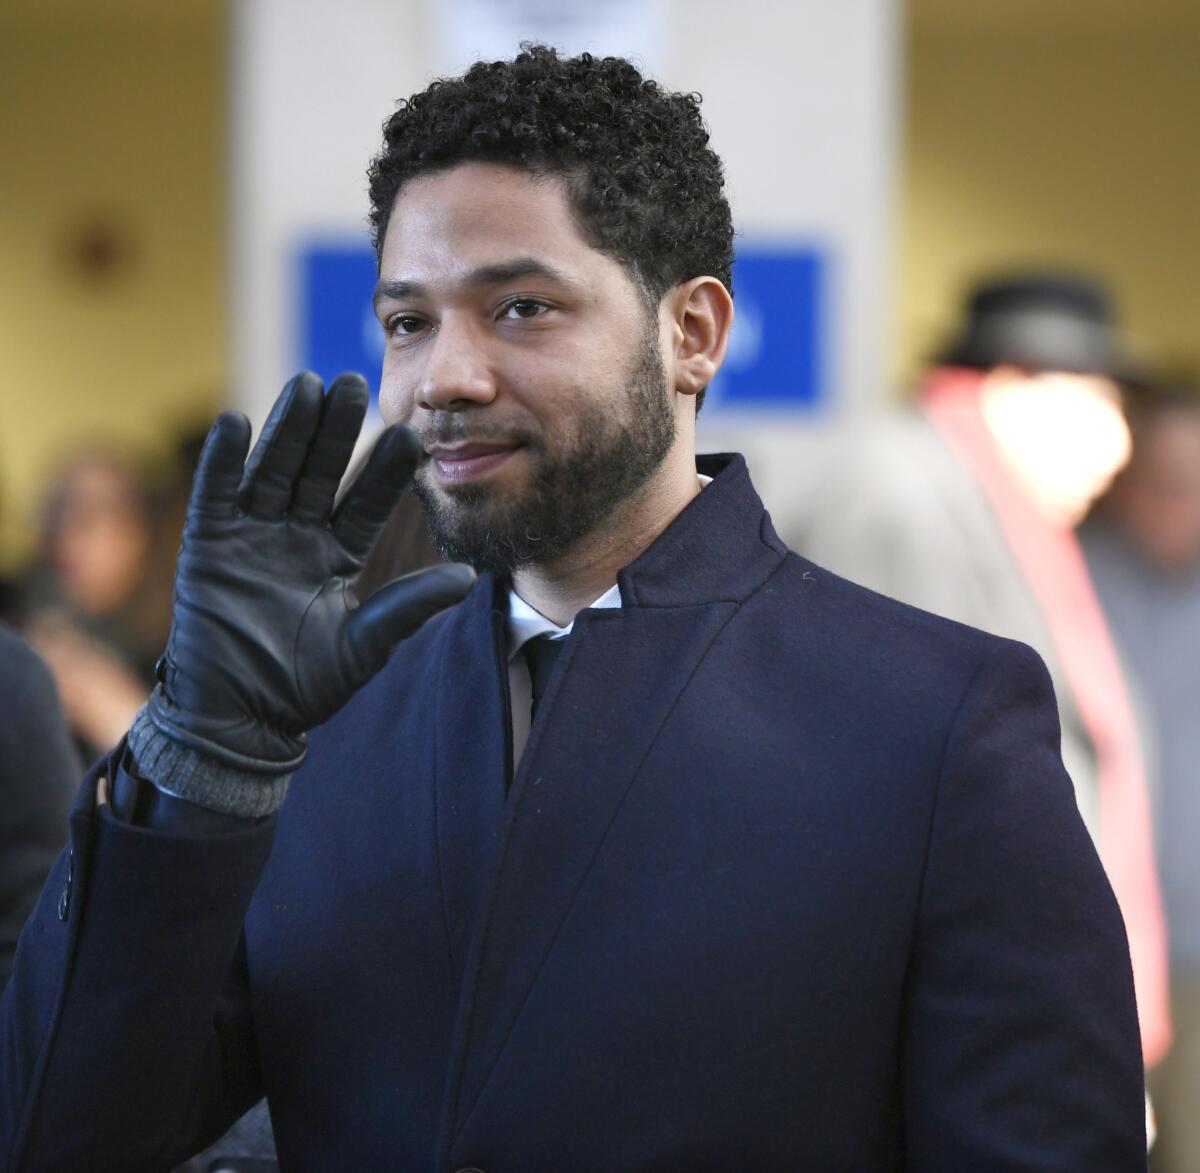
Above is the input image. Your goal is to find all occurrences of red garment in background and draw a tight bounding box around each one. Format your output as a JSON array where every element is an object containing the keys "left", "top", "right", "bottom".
[{"left": 922, "top": 365, "right": 1171, "bottom": 1067}]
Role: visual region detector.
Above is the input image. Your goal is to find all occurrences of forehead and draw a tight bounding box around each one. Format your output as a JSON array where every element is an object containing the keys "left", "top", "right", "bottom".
[{"left": 379, "top": 162, "right": 601, "bottom": 281}]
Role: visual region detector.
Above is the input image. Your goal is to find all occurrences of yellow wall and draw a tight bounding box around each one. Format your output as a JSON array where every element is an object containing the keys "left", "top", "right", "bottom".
[
  {"left": 898, "top": 23, "right": 1200, "bottom": 389},
  {"left": 0, "top": 8, "right": 225, "bottom": 567}
]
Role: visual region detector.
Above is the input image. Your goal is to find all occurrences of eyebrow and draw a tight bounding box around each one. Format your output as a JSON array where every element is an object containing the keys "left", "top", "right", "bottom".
[{"left": 372, "top": 257, "right": 579, "bottom": 311}]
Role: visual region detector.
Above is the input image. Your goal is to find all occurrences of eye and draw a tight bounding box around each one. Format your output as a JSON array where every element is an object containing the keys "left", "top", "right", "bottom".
[
  {"left": 385, "top": 314, "right": 427, "bottom": 337},
  {"left": 499, "top": 298, "right": 549, "bottom": 321}
]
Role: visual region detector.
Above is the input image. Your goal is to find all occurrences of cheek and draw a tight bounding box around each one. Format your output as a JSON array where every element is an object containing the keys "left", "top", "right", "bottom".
[
  {"left": 518, "top": 340, "right": 615, "bottom": 412},
  {"left": 377, "top": 372, "right": 415, "bottom": 426}
]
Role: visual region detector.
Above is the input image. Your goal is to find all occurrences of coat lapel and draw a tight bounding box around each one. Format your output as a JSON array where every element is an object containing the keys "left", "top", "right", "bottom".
[
  {"left": 450, "top": 598, "right": 738, "bottom": 1134},
  {"left": 432, "top": 575, "right": 511, "bottom": 985},
  {"left": 441, "top": 455, "right": 788, "bottom": 1145}
]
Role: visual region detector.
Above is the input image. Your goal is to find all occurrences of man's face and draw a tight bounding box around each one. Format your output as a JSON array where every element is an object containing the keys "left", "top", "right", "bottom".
[{"left": 375, "top": 162, "right": 676, "bottom": 573}]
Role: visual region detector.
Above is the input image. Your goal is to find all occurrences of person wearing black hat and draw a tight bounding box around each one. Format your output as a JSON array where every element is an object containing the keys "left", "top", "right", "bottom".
[{"left": 786, "top": 270, "right": 1171, "bottom": 1078}]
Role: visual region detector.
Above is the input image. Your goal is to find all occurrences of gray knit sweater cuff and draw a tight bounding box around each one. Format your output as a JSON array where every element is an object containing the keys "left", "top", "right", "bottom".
[{"left": 127, "top": 705, "right": 292, "bottom": 818}]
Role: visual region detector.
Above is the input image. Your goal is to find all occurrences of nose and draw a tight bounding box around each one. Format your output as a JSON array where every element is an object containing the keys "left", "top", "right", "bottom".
[{"left": 415, "top": 316, "right": 498, "bottom": 413}]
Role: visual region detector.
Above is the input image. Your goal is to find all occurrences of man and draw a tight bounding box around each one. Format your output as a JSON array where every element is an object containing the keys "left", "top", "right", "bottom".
[
  {"left": 0, "top": 627, "right": 79, "bottom": 994},
  {"left": 784, "top": 274, "right": 1172, "bottom": 1073},
  {"left": 1083, "top": 386, "right": 1200, "bottom": 1172},
  {"left": 2, "top": 49, "right": 1143, "bottom": 1171}
]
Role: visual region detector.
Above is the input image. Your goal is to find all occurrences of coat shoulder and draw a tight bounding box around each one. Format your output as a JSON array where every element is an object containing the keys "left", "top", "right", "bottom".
[{"left": 754, "top": 548, "right": 1053, "bottom": 709}]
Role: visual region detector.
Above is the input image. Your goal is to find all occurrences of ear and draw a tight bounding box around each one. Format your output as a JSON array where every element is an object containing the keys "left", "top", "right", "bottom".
[{"left": 663, "top": 276, "right": 734, "bottom": 398}]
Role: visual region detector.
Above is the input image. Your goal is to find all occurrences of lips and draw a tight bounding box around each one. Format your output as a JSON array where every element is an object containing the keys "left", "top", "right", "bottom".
[{"left": 427, "top": 442, "right": 521, "bottom": 483}]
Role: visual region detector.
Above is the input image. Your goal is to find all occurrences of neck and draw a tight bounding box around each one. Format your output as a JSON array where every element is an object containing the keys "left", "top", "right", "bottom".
[{"left": 512, "top": 444, "right": 701, "bottom": 626}]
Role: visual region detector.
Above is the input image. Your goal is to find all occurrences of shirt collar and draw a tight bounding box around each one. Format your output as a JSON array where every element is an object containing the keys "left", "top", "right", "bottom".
[{"left": 507, "top": 582, "right": 621, "bottom": 659}]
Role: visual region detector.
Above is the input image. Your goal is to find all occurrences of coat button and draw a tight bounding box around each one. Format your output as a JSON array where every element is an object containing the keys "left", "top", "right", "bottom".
[{"left": 57, "top": 849, "right": 74, "bottom": 921}]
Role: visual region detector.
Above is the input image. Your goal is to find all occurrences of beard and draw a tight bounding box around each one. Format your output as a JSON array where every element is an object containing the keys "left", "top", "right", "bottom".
[{"left": 411, "top": 328, "right": 676, "bottom": 575}]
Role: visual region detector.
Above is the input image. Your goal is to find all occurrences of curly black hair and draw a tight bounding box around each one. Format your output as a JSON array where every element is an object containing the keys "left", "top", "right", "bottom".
[{"left": 367, "top": 44, "right": 734, "bottom": 308}]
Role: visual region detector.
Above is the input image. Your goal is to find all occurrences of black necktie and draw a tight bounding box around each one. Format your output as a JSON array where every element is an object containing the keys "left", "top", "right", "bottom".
[{"left": 525, "top": 634, "right": 565, "bottom": 721}]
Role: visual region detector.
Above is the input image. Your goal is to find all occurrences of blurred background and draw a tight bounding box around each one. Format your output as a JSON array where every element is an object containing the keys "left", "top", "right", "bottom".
[
  {"left": 2, "top": 0, "right": 1199, "bottom": 1167},
  {"left": 2, "top": 0, "right": 1198, "bottom": 568}
]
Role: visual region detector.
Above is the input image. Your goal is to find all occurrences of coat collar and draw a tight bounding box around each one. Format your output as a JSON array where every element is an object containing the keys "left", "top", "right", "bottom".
[
  {"left": 453, "top": 452, "right": 786, "bottom": 621},
  {"left": 618, "top": 452, "right": 787, "bottom": 607}
]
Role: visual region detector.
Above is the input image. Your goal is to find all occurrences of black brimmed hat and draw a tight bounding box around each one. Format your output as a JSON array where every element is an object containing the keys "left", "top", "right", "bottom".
[{"left": 940, "top": 272, "right": 1127, "bottom": 378}]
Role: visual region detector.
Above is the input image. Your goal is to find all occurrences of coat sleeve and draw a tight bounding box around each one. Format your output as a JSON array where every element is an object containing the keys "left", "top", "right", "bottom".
[
  {"left": 901, "top": 638, "right": 1146, "bottom": 1170},
  {"left": 0, "top": 754, "right": 277, "bottom": 1173}
]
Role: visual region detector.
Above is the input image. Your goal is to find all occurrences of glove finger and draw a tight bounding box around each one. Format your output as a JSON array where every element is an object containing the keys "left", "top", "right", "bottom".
[
  {"left": 332, "top": 424, "right": 423, "bottom": 560},
  {"left": 188, "top": 412, "right": 253, "bottom": 517},
  {"left": 290, "top": 373, "right": 370, "bottom": 524},
  {"left": 346, "top": 563, "right": 477, "bottom": 675},
  {"left": 238, "top": 371, "right": 325, "bottom": 518}
]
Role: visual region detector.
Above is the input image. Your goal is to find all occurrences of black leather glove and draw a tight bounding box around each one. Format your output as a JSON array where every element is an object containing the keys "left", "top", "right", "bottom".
[{"left": 143, "top": 370, "right": 474, "bottom": 775}]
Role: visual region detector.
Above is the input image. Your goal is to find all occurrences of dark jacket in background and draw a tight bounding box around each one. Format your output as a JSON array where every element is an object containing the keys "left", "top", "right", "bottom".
[{"left": 0, "top": 627, "right": 79, "bottom": 993}]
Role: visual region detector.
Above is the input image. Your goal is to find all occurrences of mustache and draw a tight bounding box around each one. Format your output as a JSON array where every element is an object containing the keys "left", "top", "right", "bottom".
[{"left": 415, "top": 416, "right": 538, "bottom": 452}]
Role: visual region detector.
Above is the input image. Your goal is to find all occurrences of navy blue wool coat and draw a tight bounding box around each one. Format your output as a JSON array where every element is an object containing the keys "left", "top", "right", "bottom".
[{"left": 2, "top": 455, "right": 1145, "bottom": 1171}]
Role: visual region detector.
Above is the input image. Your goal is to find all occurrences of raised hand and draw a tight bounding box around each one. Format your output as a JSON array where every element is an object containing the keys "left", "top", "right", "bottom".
[{"left": 145, "top": 371, "right": 474, "bottom": 774}]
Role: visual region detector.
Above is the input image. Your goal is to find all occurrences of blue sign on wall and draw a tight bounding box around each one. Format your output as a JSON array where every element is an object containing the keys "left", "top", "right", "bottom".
[
  {"left": 706, "top": 246, "right": 827, "bottom": 412},
  {"left": 298, "top": 243, "right": 384, "bottom": 399},
  {"left": 297, "top": 240, "right": 828, "bottom": 411}
]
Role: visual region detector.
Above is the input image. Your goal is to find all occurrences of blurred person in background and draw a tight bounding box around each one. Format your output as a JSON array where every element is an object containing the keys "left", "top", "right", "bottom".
[
  {"left": 1082, "top": 385, "right": 1200, "bottom": 1172},
  {"left": 786, "top": 272, "right": 1172, "bottom": 1073},
  {"left": 21, "top": 448, "right": 167, "bottom": 760},
  {"left": 0, "top": 625, "right": 79, "bottom": 994}
]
